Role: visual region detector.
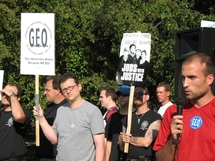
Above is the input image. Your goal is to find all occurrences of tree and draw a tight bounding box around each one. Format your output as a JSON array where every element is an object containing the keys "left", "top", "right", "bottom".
[{"left": 0, "top": 0, "right": 215, "bottom": 112}]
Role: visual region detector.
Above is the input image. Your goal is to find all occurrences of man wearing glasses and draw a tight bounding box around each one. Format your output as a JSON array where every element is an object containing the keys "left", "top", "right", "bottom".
[
  {"left": 33, "top": 72, "right": 105, "bottom": 161},
  {"left": 119, "top": 87, "right": 161, "bottom": 161},
  {"left": 105, "top": 85, "right": 134, "bottom": 161},
  {"left": 35, "top": 77, "right": 67, "bottom": 161}
]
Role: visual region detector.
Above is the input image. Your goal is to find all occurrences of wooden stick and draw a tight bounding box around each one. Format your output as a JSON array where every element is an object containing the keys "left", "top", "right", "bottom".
[
  {"left": 124, "top": 30, "right": 141, "bottom": 153},
  {"left": 124, "top": 85, "right": 135, "bottom": 153},
  {"left": 35, "top": 75, "right": 40, "bottom": 146}
]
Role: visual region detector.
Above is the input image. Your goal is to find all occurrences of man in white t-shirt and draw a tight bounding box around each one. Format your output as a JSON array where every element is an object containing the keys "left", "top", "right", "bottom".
[{"left": 156, "top": 82, "right": 173, "bottom": 117}]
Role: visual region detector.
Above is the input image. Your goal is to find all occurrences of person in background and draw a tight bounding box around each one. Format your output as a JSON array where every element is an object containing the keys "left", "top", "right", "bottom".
[
  {"left": 119, "top": 87, "right": 161, "bottom": 161},
  {"left": 156, "top": 82, "right": 173, "bottom": 117},
  {"left": 153, "top": 53, "right": 215, "bottom": 161},
  {"left": 105, "top": 85, "right": 133, "bottom": 161},
  {"left": 99, "top": 87, "right": 119, "bottom": 126},
  {"left": 137, "top": 50, "right": 150, "bottom": 87},
  {"left": 33, "top": 72, "right": 105, "bottom": 161},
  {"left": 136, "top": 49, "right": 142, "bottom": 61},
  {"left": 138, "top": 50, "right": 149, "bottom": 69},
  {"left": 0, "top": 83, "right": 31, "bottom": 161},
  {"left": 129, "top": 44, "right": 138, "bottom": 64},
  {"left": 35, "top": 77, "right": 67, "bottom": 161}
]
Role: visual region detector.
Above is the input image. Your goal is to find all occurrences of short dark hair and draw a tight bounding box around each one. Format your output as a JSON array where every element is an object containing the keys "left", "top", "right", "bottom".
[
  {"left": 157, "top": 82, "right": 171, "bottom": 92},
  {"left": 183, "top": 53, "right": 215, "bottom": 76},
  {"left": 59, "top": 72, "right": 79, "bottom": 85},
  {"left": 47, "top": 77, "right": 61, "bottom": 90},
  {"left": 141, "top": 50, "right": 147, "bottom": 56},
  {"left": 143, "top": 87, "right": 149, "bottom": 95},
  {"left": 101, "top": 87, "right": 117, "bottom": 102},
  {"left": 6, "top": 83, "right": 23, "bottom": 97},
  {"left": 129, "top": 44, "right": 136, "bottom": 50}
]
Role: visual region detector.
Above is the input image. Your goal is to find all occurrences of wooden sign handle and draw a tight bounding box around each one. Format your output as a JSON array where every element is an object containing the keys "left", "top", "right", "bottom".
[
  {"left": 35, "top": 75, "right": 40, "bottom": 146},
  {"left": 124, "top": 30, "right": 141, "bottom": 153},
  {"left": 124, "top": 85, "right": 135, "bottom": 153}
]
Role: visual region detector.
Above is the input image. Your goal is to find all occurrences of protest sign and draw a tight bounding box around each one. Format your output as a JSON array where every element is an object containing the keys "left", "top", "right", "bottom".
[
  {"left": 116, "top": 32, "right": 151, "bottom": 153},
  {"left": 20, "top": 13, "right": 55, "bottom": 76},
  {"left": 21, "top": 13, "right": 55, "bottom": 146},
  {"left": 201, "top": 20, "right": 215, "bottom": 28},
  {"left": 116, "top": 33, "right": 151, "bottom": 87}
]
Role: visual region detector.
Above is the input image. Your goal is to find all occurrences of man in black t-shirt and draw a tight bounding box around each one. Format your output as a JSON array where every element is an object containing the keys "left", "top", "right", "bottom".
[
  {"left": 105, "top": 85, "right": 133, "bottom": 161},
  {"left": 0, "top": 83, "right": 31, "bottom": 160},
  {"left": 35, "top": 77, "right": 67, "bottom": 161},
  {"left": 119, "top": 87, "right": 161, "bottom": 161}
]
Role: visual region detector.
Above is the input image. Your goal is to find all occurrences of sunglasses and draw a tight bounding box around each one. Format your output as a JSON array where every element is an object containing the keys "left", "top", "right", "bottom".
[
  {"left": 134, "top": 92, "right": 147, "bottom": 97},
  {"left": 117, "top": 93, "right": 129, "bottom": 97}
]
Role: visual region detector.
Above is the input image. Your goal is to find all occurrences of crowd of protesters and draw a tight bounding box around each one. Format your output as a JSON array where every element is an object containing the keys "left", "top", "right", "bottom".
[{"left": 1, "top": 53, "right": 214, "bottom": 161}]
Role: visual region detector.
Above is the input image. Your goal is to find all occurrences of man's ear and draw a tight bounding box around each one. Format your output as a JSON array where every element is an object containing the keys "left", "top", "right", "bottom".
[
  {"left": 17, "top": 96, "right": 21, "bottom": 102},
  {"left": 56, "top": 89, "right": 61, "bottom": 95},
  {"left": 207, "top": 74, "right": 214, "bottom": 86},
  {"left": 146, "top": 94, "right": 150, "bottom": 101},
  {"left": 78, "top": 84, "right": 82, "bottom": 91},
  {"left": 167, "top": 91, "right": 171, "bottom": 97}
]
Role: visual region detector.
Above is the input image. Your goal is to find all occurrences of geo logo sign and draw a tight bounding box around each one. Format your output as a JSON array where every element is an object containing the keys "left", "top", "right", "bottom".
[
  {"left": 25, "top": 21, "right": 53, "bottom": 55},
  {"left": 21, "top": 13, "right": 55, "bottom": 76}
]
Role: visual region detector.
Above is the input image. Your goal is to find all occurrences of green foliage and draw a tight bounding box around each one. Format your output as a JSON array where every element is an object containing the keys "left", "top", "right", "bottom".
[{"left": 0, "top": 0, "right": 215, "bottom": 114}]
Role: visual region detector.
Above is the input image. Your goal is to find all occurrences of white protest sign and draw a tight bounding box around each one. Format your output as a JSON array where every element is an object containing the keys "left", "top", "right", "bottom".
[
  {"left": 201, "top": 20, "right": 215, "bottom": 28},
  {"left": 116, "top": 33, "right": 151, "bottom": 86},
  {"left": 0, "top": 70, "right": 4, "bottom": 100},
  {"left": 20, "top": 13, "right": 55, "bottom": 75}
]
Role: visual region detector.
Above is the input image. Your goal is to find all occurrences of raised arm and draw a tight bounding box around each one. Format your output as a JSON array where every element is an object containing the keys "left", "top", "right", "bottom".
[
  {"left": 155, "top": 115, "right": 183, "bottom": 161},
  {"left": 10, "top": 95, "right": 26, "bottom": 123},
  {"left": 33, "top": 105, "right": 58, "bottom": 144},
  {"left": 1, "top": 88, "right": 26, "bottom": 123}
]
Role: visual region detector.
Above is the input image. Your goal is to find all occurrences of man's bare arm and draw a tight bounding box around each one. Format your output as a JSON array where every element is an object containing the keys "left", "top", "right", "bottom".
[
  {"left": 33, "top": 105, "right": 58, "bottom": 144},
  {"left": 104, "top": 140, "right": 112, "bottom": 161},
  {"left": 94, "top": 133, "right": 105, "bottom": 161},
  {"left": 130, "top": 120, "right": 161, "bottom": 147},
  {"left": 156, "top": 115, "right": 182, "bottom": 161},
  {"left": 156, "top": 136, "right": 177, "bottom": 161}
]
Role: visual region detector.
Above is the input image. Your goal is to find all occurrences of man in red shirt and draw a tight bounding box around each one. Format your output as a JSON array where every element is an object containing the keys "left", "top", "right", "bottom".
[{"left": 153, "top": 53, "right": 215, "bottom": 161}]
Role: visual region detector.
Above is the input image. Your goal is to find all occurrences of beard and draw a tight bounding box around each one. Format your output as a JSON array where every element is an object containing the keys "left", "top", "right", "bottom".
[
  {"left": 2, "top": 102, "right": 10, "bottom": 106},
  {"left": 134, "top": 99, "right": 143, "bottom": 107},
  {"left": 1, "top": 100, "right": 10, "bottom": 106}
]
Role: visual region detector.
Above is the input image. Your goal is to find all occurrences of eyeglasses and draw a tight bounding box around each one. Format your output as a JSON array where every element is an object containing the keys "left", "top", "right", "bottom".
[
  {"left": 61, "top": 85, "right": 77, "bottom": 93},
  {"left": 117, "top": 93, "right": 129, "bottom": 97},
  {"left": 134, "top": 92, "right": 147, "bottom": 97}
]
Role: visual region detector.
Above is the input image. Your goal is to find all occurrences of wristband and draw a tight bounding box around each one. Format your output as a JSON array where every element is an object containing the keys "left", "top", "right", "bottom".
[{"left": 10, "top": 93, "right": 17, "bottom": 97}]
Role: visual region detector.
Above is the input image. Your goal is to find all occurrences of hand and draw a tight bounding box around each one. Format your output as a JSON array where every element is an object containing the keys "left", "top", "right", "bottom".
[
  {"left": 171, "top": 115, "right": 183, "bottom": 140},
  {"left": 0, "top": 88, "right": 15, "bottom": 97},
  {"left": 33, "top": 104, "right": 44, "bottom": 119},
  {"left": 120, "top": 132, "right": 132, "bottom": 143}
]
